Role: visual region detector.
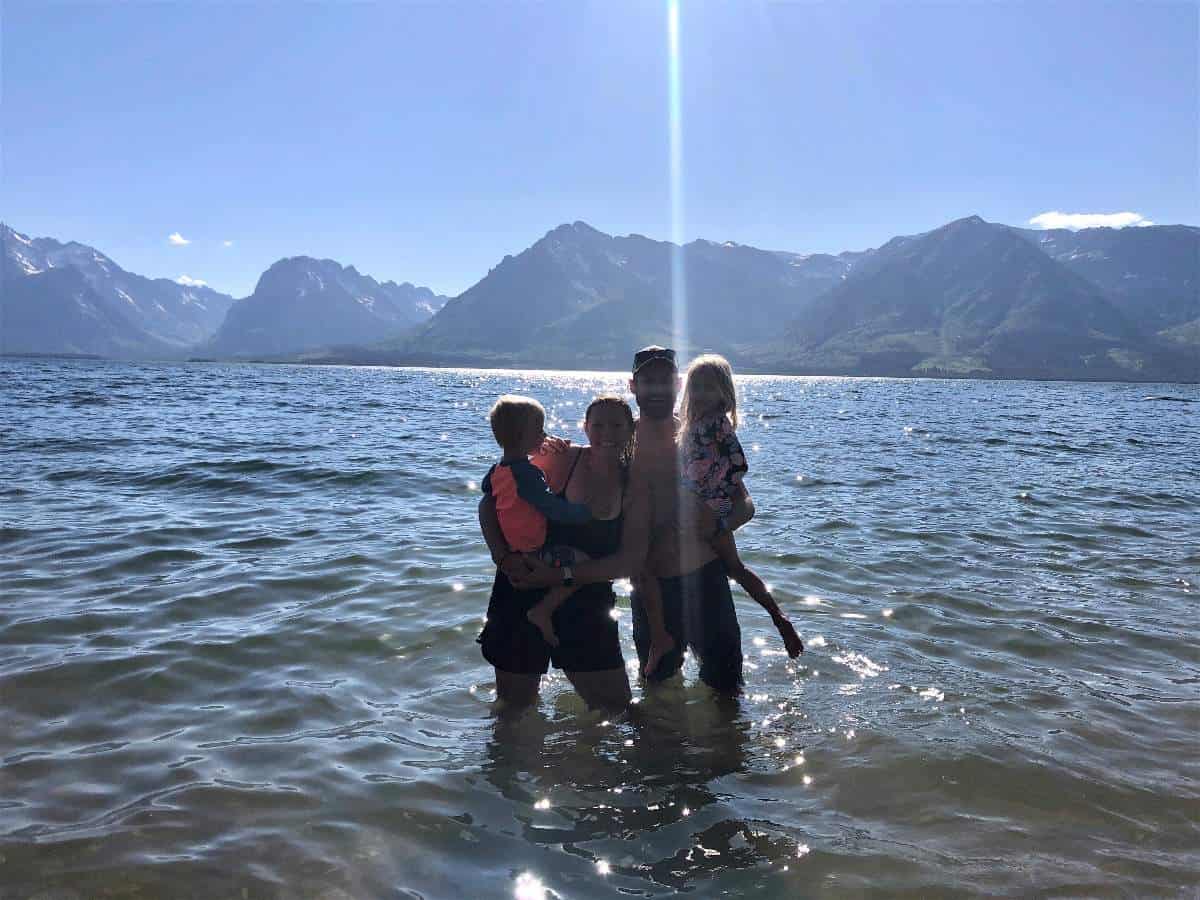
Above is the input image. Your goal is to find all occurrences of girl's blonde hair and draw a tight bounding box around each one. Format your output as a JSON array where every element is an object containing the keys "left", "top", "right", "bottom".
[{"left": 679, "top": 354, "right": 738, "bottom": 436}]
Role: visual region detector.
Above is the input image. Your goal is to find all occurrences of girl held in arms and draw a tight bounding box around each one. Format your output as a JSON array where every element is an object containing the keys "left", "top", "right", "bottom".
[
  {"left": 658, "top": 354, "right": 803, "bottom": 658},
  {"left": 511, "top": 357, "right": 803, "bottom": 661}
]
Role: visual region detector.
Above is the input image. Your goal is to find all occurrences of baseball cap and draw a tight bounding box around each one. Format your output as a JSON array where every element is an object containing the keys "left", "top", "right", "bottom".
[{"left": 632, "top": 345, "right": 677, "bottom": 375}]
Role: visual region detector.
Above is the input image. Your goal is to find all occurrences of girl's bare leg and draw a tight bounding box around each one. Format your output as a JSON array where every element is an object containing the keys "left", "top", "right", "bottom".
[
  {"left": 711, "top": 530, "right": 769, "bottom": 599},
  {"left": 711, "top": 530, "right": 803, "bottom": 657}
]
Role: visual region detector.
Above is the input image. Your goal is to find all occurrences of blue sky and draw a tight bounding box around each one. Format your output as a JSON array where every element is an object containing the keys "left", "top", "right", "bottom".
[{"left": 4, "top": 1, "right": 1196, "bottom": 298}]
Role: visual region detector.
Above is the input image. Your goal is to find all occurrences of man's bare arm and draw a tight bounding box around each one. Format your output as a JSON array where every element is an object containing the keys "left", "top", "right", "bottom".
[
  {"left": 674, "top": 483, "right": 753, "bottom": 542},
  {"left": 510, "top": 467, "right": 675, "bottom": 666}
]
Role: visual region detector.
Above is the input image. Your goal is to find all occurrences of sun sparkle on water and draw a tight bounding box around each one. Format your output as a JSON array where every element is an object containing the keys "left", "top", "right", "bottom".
[{"left": 514, "top": 873, "right": 548, "bottom": 900}]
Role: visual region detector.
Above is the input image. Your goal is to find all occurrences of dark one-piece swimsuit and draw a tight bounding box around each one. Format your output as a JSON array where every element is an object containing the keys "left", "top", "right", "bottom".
[{"left": 478, "top": 450, "right": 627, "bottom": 675}]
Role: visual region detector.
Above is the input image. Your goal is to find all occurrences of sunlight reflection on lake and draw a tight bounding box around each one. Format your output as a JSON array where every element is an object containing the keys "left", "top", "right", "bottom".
[{"left": 0, "top": 360, "right": 1196, "bottom": 896}]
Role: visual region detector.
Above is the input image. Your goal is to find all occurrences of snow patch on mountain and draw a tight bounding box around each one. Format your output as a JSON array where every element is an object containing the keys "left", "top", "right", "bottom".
[{"left": 12, "top": 251, "right": 41, "bottom": 274}]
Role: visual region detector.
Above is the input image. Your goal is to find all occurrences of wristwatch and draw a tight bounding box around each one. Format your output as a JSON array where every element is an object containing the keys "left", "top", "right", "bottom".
[{"left": 561, "top": 565, "right": 575, "bottom": 587}]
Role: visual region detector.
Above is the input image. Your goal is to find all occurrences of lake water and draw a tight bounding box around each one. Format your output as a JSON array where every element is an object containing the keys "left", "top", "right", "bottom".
[{"left": 1, "top": 358, "right": 1197, "bottom": 899}]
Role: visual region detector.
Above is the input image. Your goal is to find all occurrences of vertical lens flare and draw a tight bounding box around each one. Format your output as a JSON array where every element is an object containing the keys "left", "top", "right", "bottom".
[
  {"left": 667, "top": 0, "right": 687, "bottom": 356},
  {"left": 668, "top": 0, "right": 696, "bottom": 576}
]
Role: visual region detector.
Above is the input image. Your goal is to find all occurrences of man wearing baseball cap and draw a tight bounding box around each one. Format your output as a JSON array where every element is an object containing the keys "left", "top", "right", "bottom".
[
  {"left": 517, "top": 344, "right": 755, "bottom": 694},
  {"left": 631, "top": 344, "right": 676, "bottom": 373}
]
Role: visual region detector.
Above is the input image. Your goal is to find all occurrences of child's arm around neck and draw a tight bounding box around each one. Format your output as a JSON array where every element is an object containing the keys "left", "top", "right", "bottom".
[{"left": 511, "top": 458, "right": 591, "bottom": 524}]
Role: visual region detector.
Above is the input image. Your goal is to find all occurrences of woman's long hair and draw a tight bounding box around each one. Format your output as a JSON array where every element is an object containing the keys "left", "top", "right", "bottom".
[
  {"left": 584, "top": 394, "right": 636, "bottom": 468},
  {"left": 679, "top": 353, "right": 738, "bottom": 437}
]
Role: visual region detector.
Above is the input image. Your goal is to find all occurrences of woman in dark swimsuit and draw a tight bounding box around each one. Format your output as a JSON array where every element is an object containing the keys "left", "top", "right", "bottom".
[{"left": 477, "top": 396, "right": 635, "bottom": 712}]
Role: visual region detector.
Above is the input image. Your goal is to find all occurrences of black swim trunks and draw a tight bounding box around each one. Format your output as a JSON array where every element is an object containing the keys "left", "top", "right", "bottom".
[
  {"left": 478, "top": 448, "right": 628, "bottom": 677},
  {"left": 477, "top": 570, "right": 624, "bottom": 675},
  {"left": 632, "top": 557, "right": 744, "bottom": 693}
]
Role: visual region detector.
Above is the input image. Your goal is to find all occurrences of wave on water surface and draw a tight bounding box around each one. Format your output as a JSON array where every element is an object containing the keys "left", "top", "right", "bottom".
[{"left": 0, "top": 359, "right": 1197, "bottom": 897}]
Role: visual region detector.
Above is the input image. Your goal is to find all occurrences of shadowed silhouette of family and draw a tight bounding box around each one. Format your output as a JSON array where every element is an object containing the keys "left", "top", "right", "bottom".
[{"left": 478, "top": 346, "right": 802, "bottom": 712}]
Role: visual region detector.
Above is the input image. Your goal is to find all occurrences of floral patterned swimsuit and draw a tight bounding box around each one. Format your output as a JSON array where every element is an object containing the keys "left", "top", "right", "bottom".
[{"left": 679, "top": 411, "right": 748, "bottom": 519}]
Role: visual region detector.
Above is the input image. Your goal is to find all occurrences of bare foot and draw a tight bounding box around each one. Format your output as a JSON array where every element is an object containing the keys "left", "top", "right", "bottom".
[
  {"left": 643, "top": 631, "right": 677, "bottom": 677},
  {"left": 527, "top": 604, "right": 559, "bottom": 647},
  {"left": 775, "top": 616, "right": 803, "bottom": 657}
]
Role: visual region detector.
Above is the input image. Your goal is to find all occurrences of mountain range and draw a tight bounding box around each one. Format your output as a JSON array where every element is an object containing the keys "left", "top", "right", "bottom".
[
  {"left": 2, "top": 217, "right": 1196, "bottom": 381},
  {"left": 1, "top": 224, "right": 448, "bottom": 360},
  {"left": 762, "top": 216, "right": 1197, "bottom": 380},
  {"left": 204, "top": 256, "right": 448, "bottom": 357},
  {"left": 382, "top": 216, "right": 1198, "bottom": 380},
  {"left": 2, "top": 224, "right": 235, "bottom": 355},
  {"left": 394, "top": 222, "right": 866, "bottom": 369}
]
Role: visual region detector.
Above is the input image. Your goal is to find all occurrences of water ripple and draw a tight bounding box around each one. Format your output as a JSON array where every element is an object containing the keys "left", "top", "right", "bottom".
[{"left": 1, "top": 359, "right": 1197, "bottom": 896}]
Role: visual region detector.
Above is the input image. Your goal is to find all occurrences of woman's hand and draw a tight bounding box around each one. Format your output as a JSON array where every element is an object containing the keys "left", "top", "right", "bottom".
[
  {"left": 499, "top": 551, "right": 535, "bottom": 581},
  {"left": 535, "top": 435, "right": 571, "bottom": 456},
  {"left": 510, "top": 556, "right": 563, "bottom": 589}
]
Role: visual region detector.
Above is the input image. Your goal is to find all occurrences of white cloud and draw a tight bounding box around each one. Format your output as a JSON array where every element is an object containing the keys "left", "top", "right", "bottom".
[
  {"left": 168, "top": 232, "right": 191, "bottom": 245},
  {"left": 1028, "top": 211, "right": 1154, "bottom": 231},
  {"left": 222, "top": 240, "right": 234, "bottom": 247},
  {"left": 176, "top": 275, "right": 207, "bottom": 287}
]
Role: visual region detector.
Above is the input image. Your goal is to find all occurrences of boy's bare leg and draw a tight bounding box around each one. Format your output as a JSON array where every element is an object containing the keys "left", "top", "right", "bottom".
[
  {"left": 526, "top": 546, "right": 590, "bottom": 647},
  {"left": 711, "top": 530, "right": 804, "bottom": 658},
  {"left": 527, "top": 586, "right": 573, "bottom": 647}
]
